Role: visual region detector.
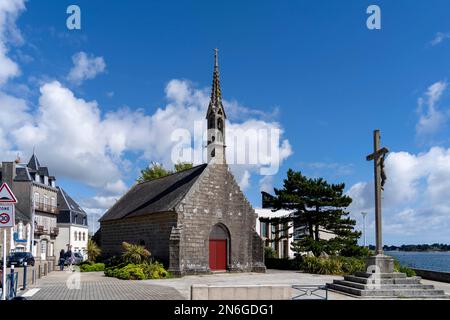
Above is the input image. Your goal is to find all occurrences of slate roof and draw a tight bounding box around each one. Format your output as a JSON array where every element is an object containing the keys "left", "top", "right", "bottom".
[
  {"left": 37, "top": 166, "right": 49, "bottom": 177},
  {"left": 27, "top": 154, "right": 41, "bottom": 171},
  {"left": 14, "top": 166, "right": 32, "bottom": 182},
  {"left": 57, "top": 187, "right": 86, "bottom": 215},
  {"left": 99, "top": 164, "right": 207, "bottom": 222}
]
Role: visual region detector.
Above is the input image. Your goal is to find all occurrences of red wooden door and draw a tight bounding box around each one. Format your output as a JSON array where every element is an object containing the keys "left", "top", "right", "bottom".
[{"left": 209, "top": 239, "right": 227, "bottom": 270}]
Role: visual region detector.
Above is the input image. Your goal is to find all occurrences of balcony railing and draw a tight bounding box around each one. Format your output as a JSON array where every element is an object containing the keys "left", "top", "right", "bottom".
[
  {"left": 50, "top": 227, "right": 59, "bottom": 237},
  {"left": 34, "top": 225, "right": 47, "bottom": 236},
  {"left": 34, "top": 201, "right": 59, "bottom": 214}
]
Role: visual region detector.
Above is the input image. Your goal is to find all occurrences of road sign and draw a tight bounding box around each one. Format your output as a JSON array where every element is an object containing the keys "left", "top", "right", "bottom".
[
  {"left": 0, "top": 183, "right": 17, "bottom": 203},
  {"left": 0, "top": 204, "right": 14, "bottom": 228}
]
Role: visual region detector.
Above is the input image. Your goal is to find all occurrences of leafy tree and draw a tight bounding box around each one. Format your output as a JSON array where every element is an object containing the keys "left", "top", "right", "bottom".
[
  {"left": 121, "top": 242, "right": 151, "bottom": 264},
  {"left": 137, "top": 162, "right": 193, "bottom": 183},
  {"left": 137, "top": 162, "right": 171, "bottom": 183},
  {"left": 174, "top": 162, "right": 193, "bottom": 172},
  {"left": 270, "top": 169, "right": 361, "bottom": 257},
  {"left": 87, "top": 239, "right": 101, "bottom": 263}
]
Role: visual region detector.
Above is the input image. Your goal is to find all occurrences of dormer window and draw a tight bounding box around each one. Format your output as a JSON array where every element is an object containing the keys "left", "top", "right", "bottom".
[
  {"left": 44, "top": 176, "right": 49, "bottom": 185},
  {"left": 35, "top": 174, "right": 40, "bottom": 183}
]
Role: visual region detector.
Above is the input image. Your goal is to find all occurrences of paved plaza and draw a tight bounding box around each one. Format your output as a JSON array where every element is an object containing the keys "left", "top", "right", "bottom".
[
  {"left": 18, "top": 269, "right": 450, "bottom": 300},
  {"left": 22, "top": 270, "right": 185, "bottom": 300}
]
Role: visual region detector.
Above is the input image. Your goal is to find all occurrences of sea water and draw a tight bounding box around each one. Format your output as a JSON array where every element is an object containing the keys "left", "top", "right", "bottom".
[{"left": 387, "top": 251, "right": 450, "bottom": 272}]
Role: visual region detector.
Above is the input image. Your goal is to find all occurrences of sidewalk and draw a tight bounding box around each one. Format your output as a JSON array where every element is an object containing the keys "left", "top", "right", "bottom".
[{"left": 21, "top": 270, "right": 185, "bottom": 300}]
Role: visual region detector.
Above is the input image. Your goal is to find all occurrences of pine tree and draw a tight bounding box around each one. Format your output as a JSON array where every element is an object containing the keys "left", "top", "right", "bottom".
[{"left": 270, "top": 169, "right": 360, "bottom": 256}]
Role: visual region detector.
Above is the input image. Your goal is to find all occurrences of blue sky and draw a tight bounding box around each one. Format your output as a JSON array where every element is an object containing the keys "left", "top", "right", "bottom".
[{"left": 2, "top": 0, "right": 450, "bottom": 245}]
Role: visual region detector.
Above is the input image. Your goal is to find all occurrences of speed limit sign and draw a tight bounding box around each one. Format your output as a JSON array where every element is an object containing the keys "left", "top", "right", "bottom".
[{"left": 0, "top": 205, "right": 14, "bottom": 228}]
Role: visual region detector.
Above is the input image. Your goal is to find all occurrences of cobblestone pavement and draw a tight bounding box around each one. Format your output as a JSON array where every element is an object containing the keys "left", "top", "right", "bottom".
[{"left": 23, "top": 271, "right": 185, "bottom": 300}]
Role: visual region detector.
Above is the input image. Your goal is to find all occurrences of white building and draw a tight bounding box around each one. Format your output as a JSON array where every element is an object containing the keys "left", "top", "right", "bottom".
[
  {"left": 54, "top": 187, "right": 88, "bottom": 259},
  {"left": 255, "top": 207, "right": 296, "bottom": 259},
  {"left": 255, "top": 192, "right": 336, "bottom": 259}
]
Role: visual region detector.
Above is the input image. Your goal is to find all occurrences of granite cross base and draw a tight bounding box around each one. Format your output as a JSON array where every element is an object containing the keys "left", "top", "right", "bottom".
[
  {"left": 365, "top": 254, "right": 394, "bottom": 274},
  {"left": 327, "top": 254, "right": 449, "bottom": 299}
]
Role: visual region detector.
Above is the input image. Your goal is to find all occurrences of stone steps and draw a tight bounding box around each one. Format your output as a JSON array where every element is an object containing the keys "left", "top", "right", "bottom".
[
  {"left": 333, "top": 280, "right": 435, "bottom": 290},
  {"left": 354, "top": 271, "right": 407, "bottom": 279},
  {"left": 344, "top": 275, "right": 422, "bottom": 285},
  {"left": 328, "top": 282, "right": 447, "bottom": 298}
]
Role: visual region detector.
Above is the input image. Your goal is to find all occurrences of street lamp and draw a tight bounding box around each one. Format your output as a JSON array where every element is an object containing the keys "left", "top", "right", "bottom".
[{"left": 361, "top": 212, "right": 368, "bottom": 248}]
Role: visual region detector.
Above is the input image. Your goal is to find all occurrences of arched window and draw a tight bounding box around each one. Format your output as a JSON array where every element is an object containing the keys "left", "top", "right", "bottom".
[
  {"left": 74, "top": 231, "right": 77, "bottom": 241},
  {"left": 208, "top": 115, "right": 215, "bottom": 129},
  {"left": 82, "top": 233, "right": 86, "bottom": 241},
  {"left": 217, "top": 118, "right": 224, "bottom": 142},
  {"left": 79, "top": 232, "right": 82, "bottom": 241}
]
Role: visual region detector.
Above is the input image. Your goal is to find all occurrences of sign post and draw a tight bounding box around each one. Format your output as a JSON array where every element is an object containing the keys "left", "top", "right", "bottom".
[{"left": 0, "top": 182, "right": 18, "bottom": 301}]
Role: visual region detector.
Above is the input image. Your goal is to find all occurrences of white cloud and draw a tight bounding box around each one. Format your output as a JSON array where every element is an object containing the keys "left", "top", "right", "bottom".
[
  {"left": 2, "top": 79, "right": 291, "bottom": 224},
  {"left": 348, "top": 147, "right": 450, "bottom": 243},
  {"left": 67, "top": 51, "right": 106, "bottom": 85},
  {"left": 259, "top": 175, "right": 274, "bottom": 193},
  {"left": 430, "top": 32, "right": 450, "bottom": 46},
  {"left": 105, "top": 179, "right": 128, "bottom": 195},
  {"left": 416, "top": 81, "right": 447, "bottom": 137},
  {"left": 0, "top": 0, "right": 25, "bottom": 85},
  {"left": 238, "top": 170, "right": 251, "bottom": 191}
]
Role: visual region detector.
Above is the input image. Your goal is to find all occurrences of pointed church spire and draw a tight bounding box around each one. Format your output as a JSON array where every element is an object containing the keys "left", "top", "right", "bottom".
[
  {"left": 207, "top": 48, "right": 226, "bottom": 119},
  {"left": 206, "top": 49, "right": 226, "bottom": 164}
]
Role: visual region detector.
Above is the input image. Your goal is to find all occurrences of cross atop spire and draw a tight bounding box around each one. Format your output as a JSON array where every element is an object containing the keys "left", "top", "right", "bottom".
[{"left": 214, "top": 48, "right": 219, "bottom": 68}]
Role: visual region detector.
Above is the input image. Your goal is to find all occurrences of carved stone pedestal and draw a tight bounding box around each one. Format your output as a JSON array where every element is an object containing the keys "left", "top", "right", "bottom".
[{"left": 365, "top": 254, "right": 394, "bottom": 274}]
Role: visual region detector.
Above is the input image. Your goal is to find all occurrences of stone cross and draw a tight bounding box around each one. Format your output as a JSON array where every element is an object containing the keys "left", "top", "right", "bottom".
[{"left": 366, "top": 130, "right": 389, "bottom": 255}]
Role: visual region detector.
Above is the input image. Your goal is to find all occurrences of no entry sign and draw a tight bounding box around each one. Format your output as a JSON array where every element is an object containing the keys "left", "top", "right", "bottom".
[{"left": 0, "top": 205, "right": 14, "bottom": 228}]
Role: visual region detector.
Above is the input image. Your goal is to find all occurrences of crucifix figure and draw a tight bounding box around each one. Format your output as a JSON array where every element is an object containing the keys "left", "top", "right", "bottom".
[{"left": 366, "top": 130, "right": 389, "bottom": 256}]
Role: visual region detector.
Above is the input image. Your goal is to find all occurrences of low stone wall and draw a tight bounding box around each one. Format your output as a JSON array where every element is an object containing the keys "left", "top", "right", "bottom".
[
  {"left": 191, "top": 284, "right": 292, "bottom": 300},
  {"left": 412, "top": 268, "right": 450, "bottom": 283}
]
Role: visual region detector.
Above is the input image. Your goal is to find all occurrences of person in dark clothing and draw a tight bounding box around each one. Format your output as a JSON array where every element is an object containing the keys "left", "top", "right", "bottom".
[
  {"left": 58, "top": 249, "right": 65, "bottom": 271},
  {"left": 65, "top": 248, "right": 74, "bottom": 271}
]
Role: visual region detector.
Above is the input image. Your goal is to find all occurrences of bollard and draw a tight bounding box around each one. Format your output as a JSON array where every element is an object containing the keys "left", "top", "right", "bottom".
[
  {"left": 9, "top": 265, "right": 15, "bottom": 300},
  {"left": 22, "top": 262, "right": 27, "bottom": 290}
]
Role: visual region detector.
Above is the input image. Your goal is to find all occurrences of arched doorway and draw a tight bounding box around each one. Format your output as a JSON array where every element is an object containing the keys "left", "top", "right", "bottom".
[{"left": 209, "top": 224, "right": 230, "bottom": 271}]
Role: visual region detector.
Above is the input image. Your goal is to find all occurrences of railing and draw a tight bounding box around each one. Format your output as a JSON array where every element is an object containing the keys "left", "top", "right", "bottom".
[
  {"left": 34, "top": 201, "right": 58, "bottom": 214},
  {"left": 292, "top": 285, "right": 328, "bottom": 300},
  {"left": 34, "top": 225, "right": 47, "bottom": 236},
  {"left": 50, "top": 227, "right": 59, "bottom": 237}
]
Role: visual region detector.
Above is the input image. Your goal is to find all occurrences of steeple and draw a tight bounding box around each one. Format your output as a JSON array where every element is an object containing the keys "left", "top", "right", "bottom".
[
  {"left": 207, "top": 49, "right": 226, "bottom": 119},
  {"left": 206, "top": 49, "right": 226, "bottom": 164}
]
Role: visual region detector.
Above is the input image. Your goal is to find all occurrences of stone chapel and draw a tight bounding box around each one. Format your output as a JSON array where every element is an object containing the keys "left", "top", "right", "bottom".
[{"left": 99, "top": 50, "right": 266, "bottom": 275}]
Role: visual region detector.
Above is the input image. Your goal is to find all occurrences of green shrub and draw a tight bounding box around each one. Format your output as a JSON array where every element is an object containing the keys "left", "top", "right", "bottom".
[
  {"left": 104, "top": 261, "right": 170, "bottom": 280},
  {"left": 121, "top": 242, "right": 151, "bottom": 264},
  {"left": 301, "top": 256, "right": 341, "bottom": 275},
  {"left": 115, "top": 264, "right": 146, "bottom": 280},
  {"left": 80, "top": 263, "right": 105, "bottom": 272},
  {"left": 142, "top": 260, "right": 170, "bottom": 279},
  {"left": 264, "top": 247, "right": 276, "bottom": 259},
  {"left": 300, "top": 256, "right": 365, "bottom": 275},
  {"left": 337, "top": 256, "right": 365, "bottom": 274}
]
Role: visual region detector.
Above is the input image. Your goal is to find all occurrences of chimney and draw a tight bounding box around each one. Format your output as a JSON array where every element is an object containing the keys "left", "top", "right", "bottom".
[{"left": 1, "top": 161, "right": 17, "bottom": 187}]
